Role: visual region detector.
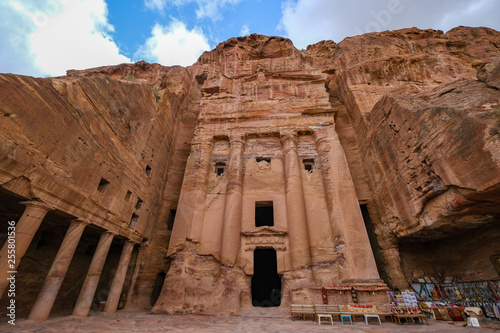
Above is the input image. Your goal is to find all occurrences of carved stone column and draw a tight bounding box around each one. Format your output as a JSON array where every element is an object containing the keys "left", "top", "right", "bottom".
[
  {"left": 73, "top": 231, "right": 114, "bottom": 317},
  {"left": 167, "top": 136, "right": 213, "bottom": 255},
  {"left": 220, "top": 134, "right": 245, "bottom": 266},
  {"left": 314, "top": 125, "right": 380, "bottom": 282},
  {"left": 104, "top": 240, "right": 135, "bottom": 313},
  {"left": 281, "top": 130, "right": 312, "bottom": 269},
  {"left": 0, "top": 201, "right": 52, "bottom": 298},
  {"left": 29, "top": 220, "right": 87, "bottom": 321}
]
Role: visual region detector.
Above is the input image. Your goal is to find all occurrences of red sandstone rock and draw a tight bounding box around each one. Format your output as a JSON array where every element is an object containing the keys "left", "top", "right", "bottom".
[{"left": 0, "top": 27, "right": 499, "bottom": 319}]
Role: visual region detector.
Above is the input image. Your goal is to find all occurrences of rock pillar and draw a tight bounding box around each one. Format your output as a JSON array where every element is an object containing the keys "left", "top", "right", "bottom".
[
  {"left": 167, "top": 136, "right": 213, "bottom": 255},
  {"left": 104, "top": 240, "right": 134, "bottom": 313},
  {"left": 0, "top": 201, "right": 52, "bottom": 298},
  {"left": 314, "top": 125, "right": 380, "bottom": 282},
  {"left": 73, "top": 231, "right": 114, "bottom": 317},
  {"left": 220, "top": 134, "right": 245, "bottom": 266},
  {"left": 281, "top": 130, "right": 312, "bottom": 269},
  {"left": 28, "top": 220, "right": 87, "bottom": 321},
  {"left": 381, "top": 247, "right": 409, "bottom": 289}
]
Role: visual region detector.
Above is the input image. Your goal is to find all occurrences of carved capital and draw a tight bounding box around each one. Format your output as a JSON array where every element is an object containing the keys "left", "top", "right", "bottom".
[
  {"left": 102, "top": 230, "right": 116, "bottom": 238},
  {"left": 312, "top": 126, "right": 339, "bottom": 152},
  {"left": 72, "top": 219, "right": 90, "bottom": 228},
  {"left": 20, "top": 200, "right": 53, "bottom": 213},
  {"left": 228, "top": 133, "right": 245, "bottom": 147},
  {"left": 280, "top": 130, "right": 298, "bottom": 153},
  {"left": 191, "top": 135, "right": 214, "bottom": 149},
  {"left": 280, "top": 129, "right": 297, "bottom": 142}
]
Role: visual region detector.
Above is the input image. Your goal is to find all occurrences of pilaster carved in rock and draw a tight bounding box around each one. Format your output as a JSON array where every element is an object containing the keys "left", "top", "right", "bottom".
[
  {"left": 220, "top": 134, "right": 245, "bottom": 266},
  {"left": 313, "top": 125, "right": 380, "bottom": 282},
  {"left": 281, "top": 130, "right": 312, "bottom": 269}
]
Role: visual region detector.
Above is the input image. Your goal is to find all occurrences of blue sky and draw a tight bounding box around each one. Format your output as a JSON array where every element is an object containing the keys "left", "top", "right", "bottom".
[{"left": 1, "top": 0, "right": 499, "bottom": 77}]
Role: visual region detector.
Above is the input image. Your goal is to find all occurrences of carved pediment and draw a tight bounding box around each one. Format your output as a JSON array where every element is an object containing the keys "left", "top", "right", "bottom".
[
  {"left": 241, "top": 226, "right": 287, "bottom": 251},
  {"left": 241, "top": 226, "right": 287, "bottom": 236}
]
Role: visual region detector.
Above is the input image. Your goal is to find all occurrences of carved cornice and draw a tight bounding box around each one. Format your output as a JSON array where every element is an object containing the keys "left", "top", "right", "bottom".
[
  {"left": 241, "top": 226, "right": 287, "bottom": 236},
  {"left": 241, "top": 226, "right": 287, "bottom": 251}
]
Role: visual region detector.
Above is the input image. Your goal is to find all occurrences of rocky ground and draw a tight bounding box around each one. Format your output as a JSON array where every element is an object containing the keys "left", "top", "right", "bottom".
[{"left": 3, "top": 310, "right": 500, "bottom": 332}]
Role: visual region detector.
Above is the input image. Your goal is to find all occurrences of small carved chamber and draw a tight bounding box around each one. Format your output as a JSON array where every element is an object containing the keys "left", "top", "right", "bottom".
[
  {"left": 303, "top": 158, "right": 314, "bottom": 172},
  {"left": 215, "top": 161, "right": 226, "bottom": 176},
  {"left": 255, "top": 201, "right": 274, "bottom": 227}
]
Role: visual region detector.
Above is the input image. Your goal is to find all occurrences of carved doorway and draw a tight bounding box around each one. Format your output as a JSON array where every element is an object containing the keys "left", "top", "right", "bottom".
[{"left": 251, "top": 248, "right": 281, "bottom": 307}]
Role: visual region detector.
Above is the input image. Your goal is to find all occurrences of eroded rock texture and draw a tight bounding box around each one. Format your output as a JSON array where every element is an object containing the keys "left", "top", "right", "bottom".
[
  {"left": 0, "top": 27, "right": 499, "bottom": 319},
  {"left": 304, "top": 26, "right": 500, "bottom": 287}
]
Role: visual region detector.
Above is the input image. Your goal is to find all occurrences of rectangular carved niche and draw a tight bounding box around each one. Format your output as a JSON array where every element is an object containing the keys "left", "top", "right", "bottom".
[{"left": 255, "top": 201, "right": 274, "bottom": 227}]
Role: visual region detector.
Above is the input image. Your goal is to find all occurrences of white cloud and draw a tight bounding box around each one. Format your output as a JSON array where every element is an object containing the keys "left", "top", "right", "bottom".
[
  {"left": 144, "top": 0, "right": 242, "bottom": 21},
  {"left": 144, "top": 0, "right": 168, "bottom": 11},
  {"left": 279, "top": 0, "right": 500, "bottom": 49},
  {"left": 135, "top": 20, "right": 210, "bottom": 66},
  {"left": 240, "top": 24, "right": 250, "bottom": 36},
  {"left": 1, "top": 0, "right": 130, "bottom": 77},
  {"left": 194, "top": 0, "right": 242, "bottom": 21}
]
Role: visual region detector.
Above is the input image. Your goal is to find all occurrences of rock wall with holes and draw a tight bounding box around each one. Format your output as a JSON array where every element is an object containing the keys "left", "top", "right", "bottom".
[
  {"left": 0, "top": 26, "right": 499, "bottom": 320},
  {"left": 304, "top": 26, "right": 500, "bottom": 287},
  {"left": 0, "top": 62, "right": 204, "bottom": 317}
]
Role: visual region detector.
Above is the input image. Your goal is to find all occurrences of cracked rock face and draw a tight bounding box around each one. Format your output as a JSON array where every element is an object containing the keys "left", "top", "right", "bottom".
[
  {"left": 304, "top": 26, "right": 500, "bottom": 287},
  {"left": 0, "top": 27, "right": 499, "bottom": 315}
]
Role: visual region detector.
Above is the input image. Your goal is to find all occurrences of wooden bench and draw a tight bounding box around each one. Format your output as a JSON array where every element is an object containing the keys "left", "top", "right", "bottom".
[
  {"left": 378, "top": 304, "right": 395, "bottom": 322},
  {"left": 391, "top": 305, "right": 428, "bottom": 325},
  {"left": 314, "top": 305, "right": 342, "bottom": 321},
  {"left": 291, "top": 304, "right": 315, "bottom": 321},
  {"left": 393, "top": 313, "right": 428, "bottom": 325},
  {"left": 291, "top": 304, "right": 393, "bottom": 324},
  {"left": 338, "top": 304, "right": 393, "bottom": 323}
]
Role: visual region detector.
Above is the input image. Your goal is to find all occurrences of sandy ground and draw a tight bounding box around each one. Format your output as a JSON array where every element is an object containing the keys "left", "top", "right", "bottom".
[{"left": 3, "top": 310, "right": 500, "bottom": 333}]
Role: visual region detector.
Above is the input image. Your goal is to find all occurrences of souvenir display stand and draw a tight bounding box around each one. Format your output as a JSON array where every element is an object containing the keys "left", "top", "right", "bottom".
[{"left": 407, "top": 278, "right": 500, "bottom": 323}]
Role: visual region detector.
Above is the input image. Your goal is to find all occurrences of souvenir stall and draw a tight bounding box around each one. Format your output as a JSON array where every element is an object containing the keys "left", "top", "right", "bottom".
[
  {"left": 409, "top": 278, "right": 500, "bottom": 324},
  {"left": 321, "top": 286, "right": 389, "bottom": 304}
]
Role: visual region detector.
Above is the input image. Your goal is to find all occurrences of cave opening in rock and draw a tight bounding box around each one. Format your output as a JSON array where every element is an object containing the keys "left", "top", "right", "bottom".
[
  {"left": 360, "top": 204, "right": 389, "bottom": 284},
  {"left": 399, "top": 220, "right": 500, "bottom": 283},
  {"left": 150, "top": 272, "right": 166, "bottom": 306},
  {"left": 255, "top": 201, "right": 274, "bottom": 227},
  {"left": 251, "top": 248, "right": 281, "bottom": 307}
]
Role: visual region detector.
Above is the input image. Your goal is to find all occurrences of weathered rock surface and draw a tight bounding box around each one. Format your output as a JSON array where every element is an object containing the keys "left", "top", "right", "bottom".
[
  {"left": 0, "top": 26, "right": 499, "bottom": 318},
  {"left": 304, "top": 26, "right": 500, "bottom": 287},
  {"left": 0, "top": 62, "right": 202, "bottom": 314}
]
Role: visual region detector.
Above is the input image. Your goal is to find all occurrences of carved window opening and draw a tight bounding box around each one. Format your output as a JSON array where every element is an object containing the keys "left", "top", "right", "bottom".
[
  {"left": 303, "top": 159, "right": 314, "bottom": 172},
  {"left": 167, "top": 209, "right": 176, "bottom": 231},
  {"left": 256, "top": 156, "right": 271, "bottom": 163},
  {"left": 215, "top": 162, "right": 226, "bottom": 176},
  {"left": 98, "top": 178, "right": 110, "bottom": 192},
  {"left": 145, "top": 165, "right": 152, "bottom": 177},
  {"left": 255, "top": 201, "right": 274, "bottom": 227},
  {"left": 125, "top": 190, "right": 132, "bottom": 201},
  {"left": 129, "top": 213, "right": 139, "bottom": 228},
  {"left": 135, "top": 198, "right": 144, "bottom": 210},
  {"left": 252, "top": 248, "right": 281, "bottom": 307}
]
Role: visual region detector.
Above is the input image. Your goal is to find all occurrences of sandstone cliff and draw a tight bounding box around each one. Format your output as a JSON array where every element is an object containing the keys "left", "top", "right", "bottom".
[
  {"left": 304, "top": 26, "right": 500, "bottom": 287},
  {"left": 0, "top": 26, "right": 499, "bottom": 318}
]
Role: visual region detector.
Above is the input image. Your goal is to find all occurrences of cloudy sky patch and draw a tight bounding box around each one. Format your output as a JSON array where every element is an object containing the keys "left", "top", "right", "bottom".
[{"left": 0, "top": 0, "right": 498, "bottom": 77}]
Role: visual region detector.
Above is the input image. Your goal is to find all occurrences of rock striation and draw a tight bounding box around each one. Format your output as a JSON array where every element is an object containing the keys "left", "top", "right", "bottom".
[{"left": 0, "top": 26, "right": 499, "bottom": 319}]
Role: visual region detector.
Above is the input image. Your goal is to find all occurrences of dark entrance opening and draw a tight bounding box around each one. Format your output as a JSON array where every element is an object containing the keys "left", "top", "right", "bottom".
[
  {"left": 252, "top": 248, "right": 281, "bottom": 307},
  {"left": 360, "top": 204, "right": 389, "bottom": 285},
  {"left": 150, "top": 272, "right": 166, "bottom": 306},
  {"left": 255, "top": 201, "right": 274, "bottom": 227}
]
